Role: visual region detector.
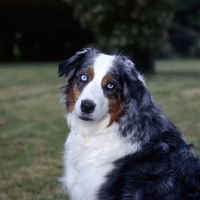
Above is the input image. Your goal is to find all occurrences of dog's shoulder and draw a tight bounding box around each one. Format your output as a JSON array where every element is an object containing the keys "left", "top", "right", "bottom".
[{"left": 99, "top": 132, "right": 200, "bottom": 200}]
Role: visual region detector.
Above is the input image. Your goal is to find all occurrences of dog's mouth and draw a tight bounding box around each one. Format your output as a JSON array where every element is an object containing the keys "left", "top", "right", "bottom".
[{"left": 79, "top": 115, "right": 94, "bottom": 121}]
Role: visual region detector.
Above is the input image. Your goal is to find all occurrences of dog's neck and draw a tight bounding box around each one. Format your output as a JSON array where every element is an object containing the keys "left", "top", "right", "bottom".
[{"left": 63, "top": 111, "right": 141, "bottom": 200}]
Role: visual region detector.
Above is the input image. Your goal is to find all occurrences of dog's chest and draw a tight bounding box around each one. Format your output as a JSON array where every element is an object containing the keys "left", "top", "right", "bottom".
[
  {"left": 66, "top": 135, "right": 113, "bottom": 200},
  {"left": 63, "top": 125, "right": 139, "bottom": 200}
]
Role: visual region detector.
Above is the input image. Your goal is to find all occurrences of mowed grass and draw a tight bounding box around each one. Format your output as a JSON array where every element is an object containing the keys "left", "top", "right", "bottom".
[
  {"left": 0, "top": 60, "right": 200, "bottom": 199},
  {"left": 0, "top": 63, "right": 67, "bottom": 200}
]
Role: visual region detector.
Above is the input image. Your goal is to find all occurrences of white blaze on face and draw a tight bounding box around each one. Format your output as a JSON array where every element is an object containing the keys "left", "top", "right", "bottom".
[{"left": 75, "top": 53, "right": 115, "bottom": 121}]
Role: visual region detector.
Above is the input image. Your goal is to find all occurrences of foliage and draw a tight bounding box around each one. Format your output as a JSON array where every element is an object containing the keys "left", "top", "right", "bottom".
[
  {"left": 65, "top": 0, "right": 174, "bottom": 72},
  {"left": 67, "top": 0, "right": 173, "bottom": 50},
  {"left": 1, "top": 0, "right": 200, "bottom": 68},
  {"left": 169, "top": 0, "right": 200, "bottom": 57}
]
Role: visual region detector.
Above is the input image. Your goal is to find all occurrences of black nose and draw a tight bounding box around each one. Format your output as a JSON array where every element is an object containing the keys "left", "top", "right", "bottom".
[{"left": 81, "top": 100, "right": 96, "bottom": 114}]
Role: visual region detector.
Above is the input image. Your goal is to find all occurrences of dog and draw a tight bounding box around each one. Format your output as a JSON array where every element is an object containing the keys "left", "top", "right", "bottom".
[{"left": 58, "top": 48, "right": 200, "bottom": 200}]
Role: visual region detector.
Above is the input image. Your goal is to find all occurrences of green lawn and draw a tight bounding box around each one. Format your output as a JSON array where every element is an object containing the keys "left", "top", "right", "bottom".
[{"left": 0, "top": 60, "right": 200, "bottom": 200}]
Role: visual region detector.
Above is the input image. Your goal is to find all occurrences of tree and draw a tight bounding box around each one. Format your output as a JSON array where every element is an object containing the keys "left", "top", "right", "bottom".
[
  {"left": 65, "top": 0, "right": 174, "bottom": 73},
  {"left": 169, "top": 0, "right": 200, "bottom": 57}
]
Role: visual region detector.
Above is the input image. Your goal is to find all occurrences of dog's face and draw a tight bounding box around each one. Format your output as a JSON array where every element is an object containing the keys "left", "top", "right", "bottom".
[{"left": 59, "top": 48, "right": 145, "bottom": 125}]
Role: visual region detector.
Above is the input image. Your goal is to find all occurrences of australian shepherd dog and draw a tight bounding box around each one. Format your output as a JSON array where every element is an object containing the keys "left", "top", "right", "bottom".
[{"left": 58, "top": 48, "right": 200, "bottom": 200}]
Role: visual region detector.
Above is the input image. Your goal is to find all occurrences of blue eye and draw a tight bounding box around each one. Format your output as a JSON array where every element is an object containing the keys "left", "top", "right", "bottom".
[
  {"left": 106, "top": 83, "right": 115, "bottom": 90},
  {"left": 80, "top": 74, "right": 88, "bottom": 82}
]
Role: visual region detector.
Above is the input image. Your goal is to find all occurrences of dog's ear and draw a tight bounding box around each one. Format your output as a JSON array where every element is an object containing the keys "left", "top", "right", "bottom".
[
  {"left": 58, "top": 48, "right": 92, "bottom": 78},
  {"left": 119, "top": 57, "right": 146, "bottom": 102}
]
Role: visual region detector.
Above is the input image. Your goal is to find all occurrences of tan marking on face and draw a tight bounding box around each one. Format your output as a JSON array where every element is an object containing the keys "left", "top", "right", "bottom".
[
  {"left": 108, "top": 96, "right": 125, "bottom": 126},
  {"left": 67, "top": 88, "right": 81, "bottom": 113},
  {"left": 102, "top": 75, "right": 113, "bottom": 87},
  {"left": 102, "top": 75, "right": 125, "bottom": 126},
  {"left": 67, "top": 67, "right": 94, "bottom": 113},
  {"left": 85, "top": 67, "right": 94, "bottom": 82}
]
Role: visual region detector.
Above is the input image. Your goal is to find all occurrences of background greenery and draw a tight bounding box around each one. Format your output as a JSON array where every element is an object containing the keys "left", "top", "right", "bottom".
[
  {"left": 0, "top": 60, "right": 200, "bottom": 199},
  {"left": 0, "top": 0, "right": 200, "bottom": 72},
  {"left": 64, "top": 0, "right": 174, "bottom": 72}
]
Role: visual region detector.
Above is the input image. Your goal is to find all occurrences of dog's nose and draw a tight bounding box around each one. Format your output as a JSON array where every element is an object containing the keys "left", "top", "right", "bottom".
[{"left": 81, "top": 100, "right": 96, "bottom": 114}]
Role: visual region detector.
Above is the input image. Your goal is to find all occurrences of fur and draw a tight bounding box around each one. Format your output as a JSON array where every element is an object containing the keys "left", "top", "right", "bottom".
[{"left": 58, "top": 48, "right": 200, "bottom": 200}]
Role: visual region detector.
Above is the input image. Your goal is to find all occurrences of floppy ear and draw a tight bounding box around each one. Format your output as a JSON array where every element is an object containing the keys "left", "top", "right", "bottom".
[
  {"left": 120, "top": 57, "right": 146, "bottom": 102},
  {"left": 58, "top": 48, "right": 89, "bottom": 78}
]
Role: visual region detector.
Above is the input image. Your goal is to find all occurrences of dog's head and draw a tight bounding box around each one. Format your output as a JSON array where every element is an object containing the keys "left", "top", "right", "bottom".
[{"left": 59, "top": 48, "right": 146, "bottom": 126}]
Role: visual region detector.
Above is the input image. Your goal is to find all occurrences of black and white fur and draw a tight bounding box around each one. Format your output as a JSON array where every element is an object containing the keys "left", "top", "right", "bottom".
[{"left": 58, "top": 48, "right": 200, "bottom": 200}]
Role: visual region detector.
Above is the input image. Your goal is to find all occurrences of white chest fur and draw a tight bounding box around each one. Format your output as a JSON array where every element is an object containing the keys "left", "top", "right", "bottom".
[{"left": 61, "top": 113, "right": 140, "bottom": 200}]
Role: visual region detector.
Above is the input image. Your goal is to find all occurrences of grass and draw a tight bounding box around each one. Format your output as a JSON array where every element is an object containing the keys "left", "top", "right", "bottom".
[
  {"left": 0, "top": 60, "right": 200, "bottom": 199},
  {"left": 148, "top": 60, "right": 200, "bottom": 149},
  {"left": 0, "top": 63, "right": 67, "bottom": 200}
]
